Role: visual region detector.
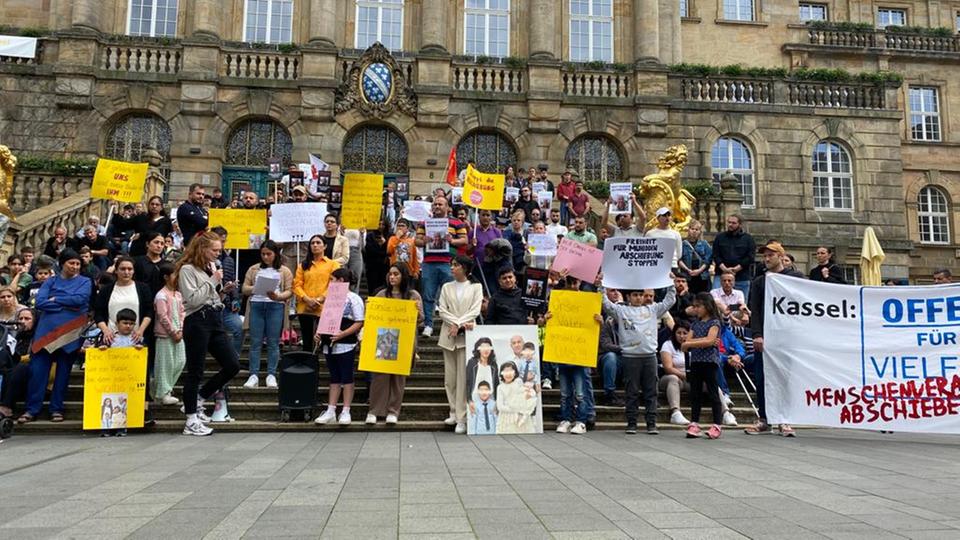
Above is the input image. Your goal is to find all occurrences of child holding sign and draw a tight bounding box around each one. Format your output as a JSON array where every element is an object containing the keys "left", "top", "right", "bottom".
[
  {"left": 680, "top": 293, "right": 724, "bottom": 440},
  {"left": 98, "top": 308, "right": 142, "bottom": 437},
  {"left": 314, "top": 268, "right": 364, "bottom": 426}
]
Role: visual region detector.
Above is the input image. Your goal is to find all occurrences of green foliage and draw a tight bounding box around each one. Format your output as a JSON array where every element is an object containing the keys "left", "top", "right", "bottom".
[
  {"left": 585, "top": 60, "right": 607, "bottom": 70},
  {"left": 475, "top": 55, "right": 491, "bottom": 64},
  {"left": 610, "top": 62, "right": 632, "bottom": 73},
  {"left": 683, "top": 180, "right": 720, "bottom": 200},
  {"left": 805, "top": 20, "right": 874, "bottom": 33},
  {"left": 504, "top": 56, "right": 526, "bottom": 69},
  {"left": 276, "top": 43, "right": 299, "bottom": 54},
  {"left": 885, "top": 25, "right": 955, "bottom": 37},
  {"left": 670, "top": 63, "right": 902, "bottom": 85},
  {"left": 0, "top": 25, "right": 49, "bottom": 37},
  {"left": 15, "top": 155, "right": 97, "bottom": 175},
  {"left": 583, "top": 181, "right": 610, "bottom": 200}
]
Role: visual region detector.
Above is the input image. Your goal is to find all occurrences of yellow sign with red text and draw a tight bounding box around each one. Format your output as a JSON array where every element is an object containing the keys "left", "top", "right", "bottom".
[
  {"left": 91, "top": 158, "right": 149, "bottom": 203},
  {"left": 463, "top": 165, "right": 505, "bottom": 210}
]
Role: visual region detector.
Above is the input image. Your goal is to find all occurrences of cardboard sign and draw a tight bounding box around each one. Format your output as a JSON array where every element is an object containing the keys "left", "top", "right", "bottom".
[
  {"left": 316, "top": 282, "right": 350, "bottom": 336},
  {"left": 550, "top": 237, "right": 603, "bottom": 283},
  {"left": 522, "top": 267, "right": 549, "bottom": 311},
  {"left": 402, "top": 200, "right": 432, "bottom": 223},
  {"left": 208, "top": 208, "right": 268, "bottom": 250},
  {"left": 424, "top": 218, "right": 450, "bottom": 253},
  {"left": 83, "top": 347, "right": 147, "bottom": 430},
  {"left": 543, "top": 290, "right": 602, "bottom": 368},
  {"left": 341, "top": 173, "right": 384, "bottom": 228},
  {"left": 526, "top": 233, "right": 557, "bottom": 257},
  {"left": 358, "top": 297, "right": 418, "bottom": 376},
  {"left": 269, "top": 202, "right": 328, "bottom": 242},
  {"left": 601, "top": 237, "right": 675, "bottom": 290},
  {"left": 609, "top": 183, "right": 632, "bottom": 215},
  {"left": 91, "top": 158, "right": 149, "bottom": 203},
  {"left": 463, "top": 165, "right": 505, "bottom": 210}
]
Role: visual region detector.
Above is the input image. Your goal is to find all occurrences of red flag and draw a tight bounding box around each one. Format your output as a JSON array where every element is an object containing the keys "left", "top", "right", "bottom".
[{"left": 444, "top": 146, "right": 458, "bottom": 186}]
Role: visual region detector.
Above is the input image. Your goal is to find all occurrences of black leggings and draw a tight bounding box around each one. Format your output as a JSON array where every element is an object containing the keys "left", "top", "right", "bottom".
[
  {"left": 182, "top": 307, "right": 240, "bottom": 415},
  {"left": 688, "top": 362, "right": 722, "bottom": 425},
  {"left": 298, "top": 314, "right": 318, "bottom": 352}
]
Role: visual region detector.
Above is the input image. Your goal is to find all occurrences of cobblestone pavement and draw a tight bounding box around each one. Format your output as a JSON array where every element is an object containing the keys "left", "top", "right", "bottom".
[{"left": 0, "top": 429, "right": 958, "bottom": 539}]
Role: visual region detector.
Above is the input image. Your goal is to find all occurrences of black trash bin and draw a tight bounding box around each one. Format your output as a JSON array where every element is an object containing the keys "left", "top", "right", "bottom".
[{"left": 277, "top": 351, "right": 319, "bottom": 422}]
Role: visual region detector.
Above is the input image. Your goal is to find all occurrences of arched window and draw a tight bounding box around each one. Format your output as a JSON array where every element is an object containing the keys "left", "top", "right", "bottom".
[
  {"left": 564, "top": 135, "right": 624, "bottom": 182},
  {"left": 225, "top": 119, "right": 292, "bottom": 167},
  {"left": 918, "top": 186, "right": 950, "bottom": 244},
  {"left": 342, "top": 124, "right": 408, "bottom": 173},
  {"left": 105, "top": 113, "right": 172, "bottom": 163},
  {"left": 711, "top": 136, "right": 755, "bottom": 207},
  {"left": 456, "top": 131, "right": 517, "bottom": 174},
  {"left": 812, "top": 141, "right": 853, "bottom": 210}
]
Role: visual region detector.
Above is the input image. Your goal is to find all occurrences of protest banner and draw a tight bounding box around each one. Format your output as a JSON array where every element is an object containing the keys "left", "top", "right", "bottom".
[
  {"left": 91, "top": 158, "right": 149, "bottom": 203},
  {"left": 316, "top": 282, "right": 349, "bottom": 336},
  {"left": 764, "top": 275, "right": 960, "bottom": 433},
  {"left": 609, "top": 183, "right": 632, "bottom": 215},
  {"left": 341, "top": 173, "right": 383, "bottom": 228},
  {"left": 463, "top": 165, "right": 505, "bottom": 210},
  {"left": 537, "top": 191, "right": 553, "bottom": 212},
  {"left": 550, "top": 238, "right": 603, "bottom": 283},
  {"left": 543, "top": 290, "right": 602, "bottom": 368},
  {"left": 0, "top": 35, "right": 37, "bottom": 58},
  {"left": 527, "top": 233, "right": 557, "bottom": 257},
  {"left": 83, "top": 347, "right": 147, "bottom": 430},
  {"left": 402, "top": 200, "right": 432, "bottom": 223},
  {"left": 269, "top": 202, "right": 328, "bottom": 242},
  {"left": 522, "top": 267, "right": 549, "bottom": 311},
  {"left": 358, "top": 297, "right": 418, "bottom": 376},
  {"left": 504, "top": 187, "right": 519, "bottom": 206},
  {"left": 450, "top": 187, "right": 464, "bottom": 206},
  {"left": 208, "top": 208, "right": 268, "bottom": 249},
  {"left": 465, "top": 326, "right": 543, "bottom": 435},
  {"left": 601, "top": 237, "right": 675, "bottom": 290},
  {"left": 424, "top": 218, "right": 450, "bottom": 253}
]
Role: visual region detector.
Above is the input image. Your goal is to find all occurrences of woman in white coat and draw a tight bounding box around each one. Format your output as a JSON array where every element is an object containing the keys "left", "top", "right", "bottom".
[{"left": 436, "top": 254, "right": 483, "bottom": 434}]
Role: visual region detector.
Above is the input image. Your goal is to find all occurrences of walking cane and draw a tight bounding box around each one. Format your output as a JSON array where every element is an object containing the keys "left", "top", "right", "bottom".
[{"left": 734, "top": 369, "right": 761, "bottom": 421}]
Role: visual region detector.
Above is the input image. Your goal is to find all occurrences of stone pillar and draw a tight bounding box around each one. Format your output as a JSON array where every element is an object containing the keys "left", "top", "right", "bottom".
[
  {"left": 658, "top": 0, "right": 681, "bottom": 64},
  {"left": 420, "top": 0, "right": 448, "bottom": 53},
  {"left": 70, "top": 0, "right": 102, "bottom": 33},
  {"left": 192, "top": 0, "right": 221, "bottom": 40},
  {"left": 634, "top": 0, "right": 659, "bottom": 64},
  {"left": 308, "top": 0, "right": 337, "bottom": 47},
  {"left": 528, "top": 0, "right": 557, "bottom": 60}
]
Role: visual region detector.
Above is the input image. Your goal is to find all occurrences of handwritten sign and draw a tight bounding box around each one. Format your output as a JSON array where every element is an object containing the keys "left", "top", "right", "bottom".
[
  {"left": 527, "top": 233, "right": 557, "bottom": 257},
  {"left": 550, "top": 237, "right": 603, "bottom": 283},
  {"left": 316, "top": 282, "right": 349, "bottom": 336},
  {"left": 601, "top": 237, "right": 675, "bottom": 290},
  {"left": 402, "top": 200, "right": 432, "bottom": 223},
  {"left": 342, "top": 173, "right": 384, "bottom": 228},
  {"left": 208, "top": 209, "right": 268, "bottom": 250},
  {"left": 543, "top": 290, "right": 601, "bottom": 368},
  {"left": 269, "top": 202, "right": 328, "bottom": 242},
  {"left": 83, "top": 347, "right": 147, "bottom": 430},
  {"left": 609, "top": 183, "right": 632, "bottom": 215},
  {"left": 91, "top": 158, "right": 148, "bottom": 203},
  {"left": 358, "top": 297, "right": 418, "bottom": 376},
  {"left": 463, "top": 165, "right": 505, "bottom": 210}
]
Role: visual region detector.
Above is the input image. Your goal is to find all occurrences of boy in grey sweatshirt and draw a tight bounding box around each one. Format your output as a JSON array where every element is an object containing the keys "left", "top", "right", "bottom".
[{"left": 601, "top": 285, "right": 676, "bottom": 434}]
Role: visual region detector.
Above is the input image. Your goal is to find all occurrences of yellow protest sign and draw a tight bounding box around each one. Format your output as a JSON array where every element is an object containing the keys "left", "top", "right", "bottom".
[
  {"left": 543, "top": 290, "right": 602, "bottom": 368},
  {"left": 463, "top": 164, "right": 505, "bottom": 210},
  {"left": 91, "top": 158, "right": 149, "bottom": 203},
  {"left": 342, "top": 173, "right": 384, "bottom": 228},
  {"left": 208, "top": 208, "right": 268, "bottom": 250},
  {"left": 83, "top": 347, "right": 147, "bottom": 430},
  {"left": 358, "top": 296, "right": 418, "bottom": 376}
]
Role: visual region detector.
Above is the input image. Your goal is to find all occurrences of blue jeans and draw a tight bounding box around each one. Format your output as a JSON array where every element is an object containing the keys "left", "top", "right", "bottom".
[
  {"left": 421, "top": 262, "right": 452, "bottom": 329},
  {"left": 712, "top": 276, "right": 751, "bottom": 302},
  {"left": 559, "top": 204, "right": 570, "bottom": 226},
  {"left": 248, "top": 301, "right": 284, "bottom": 377},
  {"left": 26, "top": 349, "right": 75, "bottom": 416},
  {"left": 599, "top": 352, "right": 621, "bottom": 393},
  {"left": 581, "top": 371, "right": 596, "bottom": 422},
  {"left": 222, "top": 309, "right": 243, "bottom": 357},
  {"left": 559, "top": 365, "right": 590, "bottom": 423}
]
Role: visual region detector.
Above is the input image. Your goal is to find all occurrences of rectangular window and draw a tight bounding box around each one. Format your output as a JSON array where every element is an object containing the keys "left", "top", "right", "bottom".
[
  {"left": 680, "top": 0, "right": 689, "bottom": 17},
  {"left": 569, "top": 0, "right": 612, "bottom": 62},
  {"left": 722, "top": 0, "right": 754, "bottom": 21},
  {"left": 877, "top": 8, "right": 906, "bottom": 28},
  {"left": 464, "top": 0, "right": 509, "bottom": 57},
  {"left": 799, "top": 3, "right": 827, "bottom": 22},
  {"left": 909, "top": 87, "right": 941, "bottom": 142},
  {"left": 244, "top": 0, "right": 293, "bottom": 43},
  {"left": 128, "top": 0, "right": 179, "bottom": 37},
  {"left": 356, "top": 0, "right": 404, "bottom": 51}
]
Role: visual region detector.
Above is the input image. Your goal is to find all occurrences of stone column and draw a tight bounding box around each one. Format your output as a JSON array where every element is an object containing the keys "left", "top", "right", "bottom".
[
  {"left": 634, "top": 0, "right": 659, "bottom": 64},
  {"left": 192, "top": 0, "right": 221, "bottom": 40},
  {"left": 308, "top": 0, "right": 337, "bottom": 47},
  {"left": 420, "top": 0, "right": 448, "bottom": 53},
  {"left": 528, "top": 0, "right": 556, "bottom": 60},
  {"left": 70, "top": 0, "right": 102, "bottom": 33},
  {"left": 658, "top": 0, "right": 680, "bottom": 64}
]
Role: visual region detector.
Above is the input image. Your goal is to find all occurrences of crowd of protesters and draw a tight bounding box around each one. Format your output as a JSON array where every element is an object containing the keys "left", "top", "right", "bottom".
[{"left": 0, "top": 164, "right": 953, "bottom": 439}]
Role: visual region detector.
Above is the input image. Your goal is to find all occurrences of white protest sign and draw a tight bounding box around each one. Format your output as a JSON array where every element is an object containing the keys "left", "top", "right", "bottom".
[
  {"left": 0, "top": 35, "right": 37, "bottom": 58},
  {"left": 537, "top": 191, "right": 553, "bottom": 212},
  {"left": 424, "top": 218, "right": 450, "bottom": 253},
  {"left": 532, "top": 182, "right": 546, "bottom": 195},
  {"left": 609, "top": 183, "right": 632, "bottom": 215},
  {"left": 268, "top": 202, "right": 328, "bottom": 242},
  {"left": 402, "top": 200, "right": 432, "bottom": 223},
  {"left": 765, "top": 275, "right": 960, "bottom": 434},
  {"left": 504, "top": 187, "right": 519, "bottom": 206},
  {"left": 527, "top": 233, "right": 557, "bottom": 257},
  {"left": 601, "top": 237, "right": 674, "bottom": 290}
]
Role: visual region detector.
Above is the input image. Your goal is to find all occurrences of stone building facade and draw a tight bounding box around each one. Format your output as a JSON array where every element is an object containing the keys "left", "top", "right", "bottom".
[{"left": 3, "top": 0, "right": 954, "bottom": 281}]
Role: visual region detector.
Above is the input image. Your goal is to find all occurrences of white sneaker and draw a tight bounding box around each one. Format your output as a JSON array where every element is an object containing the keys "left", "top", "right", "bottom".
[
  {"left": 454, "top": 422, "right": 466, "bottom": 434},
  {"left": 182, "top": 420, "right": 212, "bottom": 436},
  {"left": 338, "top": 411, "right": 352, "bottom": 425},
  {"left": 265, "top": 374, "right": 278, "bottom": 388},
  {"left": 670, "top": 410, "right": 690, "bottom": 425},
  {"left": 243, "top": 374, "right": 259, "bottom": 388},
  {"left": 722, "top": 411, "right": 739, "bottom": 427},
  {"left": 542, "top": 379, "right": 552, "bottom": 390},
  {"left": 365, "top": 414, "right": 377, "bottom": 425},
  {"left": 570, "top": 422, "right": 587, "bottom": 435},
  {"left": 556, "top": 420, "right": 572, "bottom": 434},
  {"left": 196, "top": 407, "right": 212, "bottom": 424},
  {"left": 443, "top": 414, "right": 457, "bottom": 426},
  {"left": 160, "top": 394, "right": 180, "bottom": 406},
  {"left": 421, "top": 326, "right": 434, "bottom": 338},
  {"left": 385, "top": 414, "right": 398, "bottom": 424},
  {"left": 723, "top": 393, "right": 734, "bottom": 407},
  {"left": 315, "top": 409, "right": 336, "bottom": 425}
]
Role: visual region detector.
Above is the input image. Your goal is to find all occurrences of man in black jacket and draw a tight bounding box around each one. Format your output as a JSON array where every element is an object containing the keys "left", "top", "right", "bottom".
[
  {"left": 485, "top": 268, "right": 532, "bottom": 325},
  {"left": 745, "top": 240, "right": 805, "bottom": 437},
  {"left": 176, "top": 183, "right": 209, "bottom": 247},
  {"left": 711, "top": 214, "right": 756, "bottom": 299}
]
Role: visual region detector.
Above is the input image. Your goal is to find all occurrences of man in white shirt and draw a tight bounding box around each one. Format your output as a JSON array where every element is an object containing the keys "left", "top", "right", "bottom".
[
  {"left": 545, "top": 208, "right": 568, "bottom": 239},
  {"left": 710, "top": 271, "right": 746, "bottom": 314},
  {"left": 643, "top": 207, "right": 682, "bottom": 268}
]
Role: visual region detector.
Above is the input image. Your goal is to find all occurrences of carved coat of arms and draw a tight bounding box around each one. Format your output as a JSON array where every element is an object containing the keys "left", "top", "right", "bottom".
[{"left": 335, "top": 43, "right": 417, "bottom": 118}]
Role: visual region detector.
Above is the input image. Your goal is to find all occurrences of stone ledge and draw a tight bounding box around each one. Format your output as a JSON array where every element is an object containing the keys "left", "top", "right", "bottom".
[
  {"left": 667, "top": 99, "right": 902, "bottom": 119},
  {"left": 714, "top": 19, "right": 769, "bottom": 28}
]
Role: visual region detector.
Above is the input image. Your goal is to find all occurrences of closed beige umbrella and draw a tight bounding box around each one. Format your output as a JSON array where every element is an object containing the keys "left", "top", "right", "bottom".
[{"left": 859, "top": 226, "right": 885, "bottom": 286}]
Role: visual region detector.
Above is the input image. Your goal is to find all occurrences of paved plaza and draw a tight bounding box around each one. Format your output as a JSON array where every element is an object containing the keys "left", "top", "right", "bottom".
[{"left": 0, "top": 430, "right": 958, "bottom": 539}]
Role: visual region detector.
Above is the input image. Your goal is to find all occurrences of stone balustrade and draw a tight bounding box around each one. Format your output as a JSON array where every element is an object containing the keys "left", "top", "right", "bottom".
[
  {"left": 561, "top": 68, "right": 633, "bottom": 98},
  {"left": 883, "top": 32, "right": 960, "bottom": 53},
  {"left": 691, "top": 196, "right": 726, "bottom": 234},
  {"left": 786, "top": 80, "right": 887, "bottom": 109},
  {"left": 10, "top": 172, "right": 92, "bottom": 214},
  {"left": 100, "top": 42, "right": 182, "bottom": 74},
  {"left": 452, "top": 62, "right": 524, "bottom": 93},
  {"left": 807, "top": 28, "right": 879, "bottom": 48},
  {"left": 678, "top": 77, "right": 774, "bottom": 104},
  {"left": 2, "top": 189, "right": 104, "bottom": 263},
  {"left": 673, "top": 75, "right": 893, "bottom": 110},
  {"left": 807, "top": 27, "right": 960, "bottom": 53},
  {"left": 223, "top": 49, "right": 301, "bottom": 80}
]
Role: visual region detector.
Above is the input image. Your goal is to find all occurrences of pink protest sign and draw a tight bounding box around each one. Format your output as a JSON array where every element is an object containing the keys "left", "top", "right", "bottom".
[
  {"left": 550, "top": 238, "right": 603, "bottom": 283},
  {"left": 317, "top": 282, "right": 350, "bottom": 335}
]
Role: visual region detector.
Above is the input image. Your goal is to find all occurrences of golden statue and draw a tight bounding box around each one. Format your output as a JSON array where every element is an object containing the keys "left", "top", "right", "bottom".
[
  {"left": 637, "top": 144, "right": 695, "bottom": 235},
  {"left": 0, "top": 145, "right": 15, "bottom": 219}
]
